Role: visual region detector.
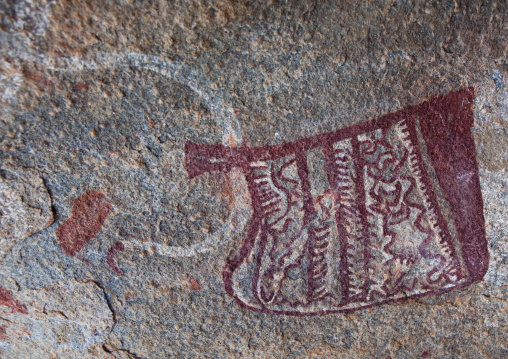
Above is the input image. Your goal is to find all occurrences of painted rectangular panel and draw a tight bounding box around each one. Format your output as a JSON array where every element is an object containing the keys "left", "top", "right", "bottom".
[{"left": 185, "top": 87, "right": 488, "bottom": 316}]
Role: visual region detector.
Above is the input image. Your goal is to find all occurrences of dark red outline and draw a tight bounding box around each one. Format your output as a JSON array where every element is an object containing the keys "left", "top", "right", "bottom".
[
  {"left": 417, "top": 88, "right": 488, "bottom": 281},
  {"left": 107, "top": 241, "right": 125, "bottom": 275},
  {"left": 186, "top": 87, "right": 488, "bottom": 316}
]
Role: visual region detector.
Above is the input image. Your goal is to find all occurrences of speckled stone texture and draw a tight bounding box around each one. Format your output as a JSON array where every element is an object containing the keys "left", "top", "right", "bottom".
[{"left": 0, "top": 1, "right": 507, "bottom": 358}]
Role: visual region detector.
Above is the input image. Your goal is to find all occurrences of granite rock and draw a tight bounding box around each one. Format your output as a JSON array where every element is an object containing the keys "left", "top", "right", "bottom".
[{"left": 0, "top": 0, "right": 507, "bottom": 358}]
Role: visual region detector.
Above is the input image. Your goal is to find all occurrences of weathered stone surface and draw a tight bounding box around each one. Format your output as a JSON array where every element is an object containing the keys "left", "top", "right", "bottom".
[
  {"left": 0, "top": 166, "right": 54, "bottom": 260},
  {"left": 0, "top": 0, "right": 506, "bottom": 358}
]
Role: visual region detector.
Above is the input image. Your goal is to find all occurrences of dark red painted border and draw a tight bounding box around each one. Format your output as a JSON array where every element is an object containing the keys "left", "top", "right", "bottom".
[
  {"left": 417, "top": 87, "right": 488, "bottom": 282},
  {"left": 224, "top": 279, "right": 477, "bottom": 317},
  {"left": 187, "top": 87, "right": 488, "bottom": 316}
]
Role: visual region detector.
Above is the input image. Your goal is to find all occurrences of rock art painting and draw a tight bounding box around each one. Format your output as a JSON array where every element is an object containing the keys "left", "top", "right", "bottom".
[
  {"left": 0, "top": 287, "right": 28, "bottom": 315},
  {"left": 185, "top": 87, "right": 489, "bottom": 316},
  {"left": 56, "top": 191, "right": 111, "bottom": 257},
  {"left": 107, "top": 241, "right": 125, "bottom": 275}
]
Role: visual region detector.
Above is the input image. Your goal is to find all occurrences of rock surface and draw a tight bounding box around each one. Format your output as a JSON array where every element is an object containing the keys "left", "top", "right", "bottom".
[
  {"left": 0, "top": 167, "right": 54, "bottom": 260},
  {"left": 0, "top": 0, "right": 506, "bottom": 358}
]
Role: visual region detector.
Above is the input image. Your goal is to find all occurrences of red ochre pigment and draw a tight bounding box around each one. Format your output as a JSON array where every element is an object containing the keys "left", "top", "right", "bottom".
[
  {"left": 185, "top": 274, "right": 203, "bottom": 291},
  {"left": 0, "top": 325, "right": 8, "bottom": 341},
  {"left": 185, "top": 88, "right": 489, "bottom": 316},
  {"left": 56, "top": 190, "right": 111, "bottom": 257},
  {"left": 107, "top": 241, "right": 125, "bottom": 275},
  {"left": 0, "top": 287, "right": 28, "bottom": 315}
]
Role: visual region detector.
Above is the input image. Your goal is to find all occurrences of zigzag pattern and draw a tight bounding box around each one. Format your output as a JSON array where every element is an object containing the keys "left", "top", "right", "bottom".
[
  {"left": 331, "top": 140, "right": 365, "bottom": 303},
  {"left": 186, "top": 88, "right": 485, "bottom": 315}
]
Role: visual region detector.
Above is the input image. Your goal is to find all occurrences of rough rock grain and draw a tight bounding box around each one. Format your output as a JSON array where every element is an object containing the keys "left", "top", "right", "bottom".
[
  {"left": 0, "top": 0, "right": 507, "bottom": 358},
  {"left": 0, "top": 167, "right": 53, "bottom": 260}
]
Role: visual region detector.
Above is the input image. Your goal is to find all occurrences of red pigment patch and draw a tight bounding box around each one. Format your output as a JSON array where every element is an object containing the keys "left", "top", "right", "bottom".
[
  {"left": 185, "top": 274, "right": 202, "bottom": 291},
  {"left": 0, "top": 287, "right": 28, "bottom": 315},
  {"left": 24, "top": 71, "right": 57, "bottom": 89},
  {"left": 147, "top": 119, "right": 156, "bottom": 128},
  {"left": 421, "top": 351, "right": 430, "bottom": 358},
  {"left": 107, "top": 241, "right": 125, "bottom": 275},
  {"left": 74, "top": 81, "right": 90, "bottom": 91},
  {"left": 56, "top": 190, "right": 111, "bottom": 256},
  {"left": 0, "top": 325, "right": 8, "bottom": 341}
]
